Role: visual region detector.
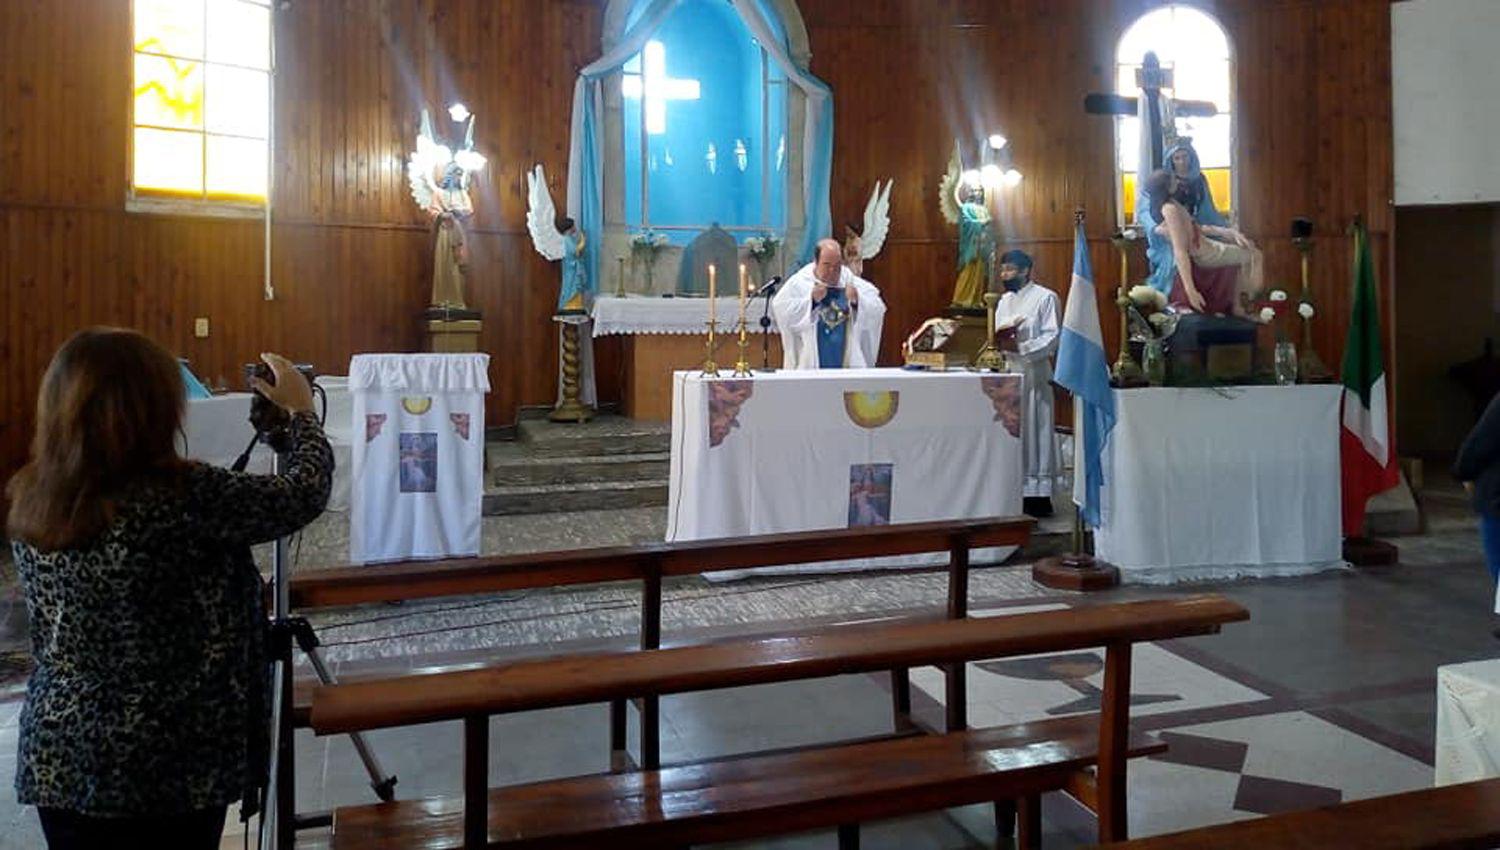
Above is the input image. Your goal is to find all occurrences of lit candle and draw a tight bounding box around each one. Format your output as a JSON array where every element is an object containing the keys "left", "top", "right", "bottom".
[
  {"left": 739, "top": 263, "right": 747, "bottom": 313},
  {"left": 708, "top": 264, "right": 717, "bottom": 324}
]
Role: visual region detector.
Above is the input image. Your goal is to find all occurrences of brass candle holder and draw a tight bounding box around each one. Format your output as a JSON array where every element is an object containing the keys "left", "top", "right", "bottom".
[
  {"left": 733, "top": 315, "right": 752, "bottom": 376},
  {"left": 1110, "top": 230, "right": 1143, "bottom": 385},
  {"left": 973, "top": 291, "right": 1005, "bottom": 371},
  {"left": 702, "top": 319, "right": 720, "bottom": 377},
  {"left": 614, "top": 256, "right": 626, "bottom": 297}
]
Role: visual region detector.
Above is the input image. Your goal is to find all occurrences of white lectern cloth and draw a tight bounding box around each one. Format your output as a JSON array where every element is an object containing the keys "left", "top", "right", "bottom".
[{"left": 348, "top": 354, "right": 489, "bottom": 564}]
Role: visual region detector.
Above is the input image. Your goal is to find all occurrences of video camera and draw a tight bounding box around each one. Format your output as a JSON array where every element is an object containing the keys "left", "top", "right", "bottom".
[{"left": 243, "top": 361, "right": 317, "bottom": 454}]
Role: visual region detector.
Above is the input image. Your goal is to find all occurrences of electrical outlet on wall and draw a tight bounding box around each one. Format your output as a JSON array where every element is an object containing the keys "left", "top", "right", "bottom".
[{"left": 194, "top": 317, "right": 210, "bottom": 338}]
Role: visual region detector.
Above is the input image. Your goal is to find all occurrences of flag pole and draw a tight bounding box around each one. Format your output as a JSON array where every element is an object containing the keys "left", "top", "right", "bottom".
[{"left": 1033, "top": 208, "right": 1121, "bottom": 591}]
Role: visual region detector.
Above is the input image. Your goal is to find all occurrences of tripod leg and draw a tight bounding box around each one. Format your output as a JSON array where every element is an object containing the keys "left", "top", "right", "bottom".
[{"left": 298, "top": 634, "right": 398, "bottom": 802}]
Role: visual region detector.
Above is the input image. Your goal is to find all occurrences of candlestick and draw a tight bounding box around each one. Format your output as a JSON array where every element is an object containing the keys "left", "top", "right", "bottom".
[
  {"left": 973, "top": 292, "right": 1005, "bottom": 371},
  {"left": 708, "top": 264, "right": 717, "bottom": 324},
  {"left": 1109, "top": 231, "right": 1143, "bottom": 386},
  {"left": 734, "top": 274, "right": 752, "bottom": 376},
  {"left": 702, "top": 318, "right": 720, "bottom": 376},
  {"left": 615, "top": 256, "right": 625, "bottom": 297}
]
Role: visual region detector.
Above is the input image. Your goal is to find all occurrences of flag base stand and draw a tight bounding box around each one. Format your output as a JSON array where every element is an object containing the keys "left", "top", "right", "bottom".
[
  {"left": 1033, "top": 554, "right": 1120, "bottom": 591},
  {"left": 1343, "top": 536, "right": 1399, "bottom": 566},
  {"left": 1032, "top": 505, "right": 1120, "bottom": 591}
]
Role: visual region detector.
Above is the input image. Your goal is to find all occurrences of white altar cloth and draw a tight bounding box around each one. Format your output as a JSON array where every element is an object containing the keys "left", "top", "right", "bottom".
[
  {"left": 1436, "top": 659, "right": 1500, "bottom": 785},
  {"left": 666, "top": 368, "right": 1025, "bottom": 577},
  {"left": 1093, "top": 385, "right": 1344, "bottom": 583},
  {"left": 592, "top": 294, "right": 779, "bottom": 337},
  {"left": 180, "top": 376, "right": 353, "bottom": 511}
]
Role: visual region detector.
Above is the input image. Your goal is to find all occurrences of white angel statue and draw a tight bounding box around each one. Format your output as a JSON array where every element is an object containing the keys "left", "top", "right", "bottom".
[
  {"left": 407, "top": 107, "right": 486, "bottom": 308},
  {"left": 525, "top": 164, "right": 589, "bottom": 313},
  {"left": 842, "top": 179, "right": 893, "bottom": 278}
]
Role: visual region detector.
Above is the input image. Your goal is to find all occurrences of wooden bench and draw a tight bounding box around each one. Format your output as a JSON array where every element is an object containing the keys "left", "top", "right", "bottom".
[
  {"left": 285, "top": 517, "right": 1033, "bottom": 772},
  {"left": 310, "top": 595, "right": 1249, "bottom": 849},
  {"left": 1089, "top": 777, "right": 1500, "bottom": 850}
]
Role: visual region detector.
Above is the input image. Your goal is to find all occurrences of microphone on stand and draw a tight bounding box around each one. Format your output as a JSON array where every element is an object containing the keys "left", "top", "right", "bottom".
[{"left": 755, "top": 276, "right": 783, "bottom": 372}]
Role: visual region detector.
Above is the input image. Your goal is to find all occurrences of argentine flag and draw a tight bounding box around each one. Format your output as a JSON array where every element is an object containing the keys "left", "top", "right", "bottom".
[{"left": 1053, "top": 220, "right": 1116, "bottom": 528}]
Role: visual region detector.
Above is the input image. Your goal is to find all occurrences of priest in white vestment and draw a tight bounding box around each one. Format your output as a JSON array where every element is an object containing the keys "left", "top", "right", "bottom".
[
  {"left": 773, "top": 239, "right": 886, "bottom": 369},
  {"left": 994, "top": 249, "right": 1060, "bottom": 516}
]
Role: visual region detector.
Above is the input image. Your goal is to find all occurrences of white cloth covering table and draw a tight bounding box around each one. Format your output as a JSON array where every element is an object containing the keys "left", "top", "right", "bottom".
[
  {"left": 1092, "top": 385, "right": 1344, "bottom": 583},
  {"left": 180, "top": 376, "right": 353, "bottom": 511},
  {"left": 591, "top": 294, "right": 779, "bottom": 337},
  {"left": 666, "top": 367, "right": 1025, "bottom": 577},
  {"left": 1436, "top": 659, "right": 1500, "bottom": 786}
]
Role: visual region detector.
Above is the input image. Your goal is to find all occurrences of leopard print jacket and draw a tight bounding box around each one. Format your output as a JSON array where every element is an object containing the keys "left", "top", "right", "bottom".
[{"left": 13, "top": 412, "right": 331, "bottom": 816}]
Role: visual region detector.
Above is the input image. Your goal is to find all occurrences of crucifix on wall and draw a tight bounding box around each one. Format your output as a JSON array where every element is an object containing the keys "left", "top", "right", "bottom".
[{"left": 1083, "top": 51, "right": 1217, "bottom": 172}]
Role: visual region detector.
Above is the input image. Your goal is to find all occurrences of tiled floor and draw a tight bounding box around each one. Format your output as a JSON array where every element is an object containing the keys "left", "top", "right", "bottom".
[{"left": 2, "top": 482, "right": 1497, "bottom": 848}]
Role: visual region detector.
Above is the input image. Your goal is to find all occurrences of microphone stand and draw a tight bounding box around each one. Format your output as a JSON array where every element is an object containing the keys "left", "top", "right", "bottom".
[{"left": 755, "top": 277, "right": 781, "bottom": 372}]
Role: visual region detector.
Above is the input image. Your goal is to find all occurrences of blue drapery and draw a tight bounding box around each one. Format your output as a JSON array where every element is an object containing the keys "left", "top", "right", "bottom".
[{"left": 566, "top": 0, "right": 833, "bottom": 292}]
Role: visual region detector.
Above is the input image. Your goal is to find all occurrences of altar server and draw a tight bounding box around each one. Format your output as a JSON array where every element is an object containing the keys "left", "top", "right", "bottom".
[
  {"left": 994, "top": 249, "right": 1061, "bottom": 516},
  {"left": 773, "top": 239, "right": 886, "bottom": 369}
]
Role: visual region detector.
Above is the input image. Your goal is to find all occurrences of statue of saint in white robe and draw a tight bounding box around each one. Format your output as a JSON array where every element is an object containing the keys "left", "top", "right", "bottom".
[
  {"left": 996, "top": 280, "right": 1061, "bottom": 498},
  {"left": 772, "top": 263, "right": 886, "bottom": 369}
]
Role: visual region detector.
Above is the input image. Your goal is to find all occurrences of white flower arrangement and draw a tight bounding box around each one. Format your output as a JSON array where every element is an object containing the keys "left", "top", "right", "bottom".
[
  {"left": 1269, "top": 289, "right": 1289, "bottom": 302},
  {"left": 1298, "top": 302, "right": 1315, "bottom": 320},
  {"left": 1259, "top": 306, "right": 1276, "bottom": 323},
  {"left": 1128, "top": 285, "right": 1168, "bottom": 311},
  {"left": 744, "top": 232, "right": 782, "bottom": 262},
  {"left": 630, "top": 229, "right": 669, "bottom": 252}
]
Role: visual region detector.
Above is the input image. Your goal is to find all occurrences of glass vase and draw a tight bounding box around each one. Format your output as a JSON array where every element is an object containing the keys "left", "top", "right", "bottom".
[
  {"left": 1274, "top": 340, "right": 1298, "bottom": 386},
  {"left": 1143, "top": 338, "right": 1166, "bottom": 386}
]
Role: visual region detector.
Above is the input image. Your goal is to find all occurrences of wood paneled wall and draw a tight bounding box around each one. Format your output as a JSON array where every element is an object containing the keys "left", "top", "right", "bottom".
[{"left": 0, "top": 0, "right": 1393, "bottom": 481}]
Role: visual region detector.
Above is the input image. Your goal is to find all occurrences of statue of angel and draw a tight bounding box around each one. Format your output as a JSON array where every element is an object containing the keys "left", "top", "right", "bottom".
[
  {"left": 408, "top": 108, "right": 486, "bottom": 309},
  {"left": 842, "top": 179, "right": 893, "bottom": 278},
  {"left": 525, "top": 164, "right": 589, "bottom": 313},
  {"left": 938, "top": 142, "right": 995, "bottom": 309}
]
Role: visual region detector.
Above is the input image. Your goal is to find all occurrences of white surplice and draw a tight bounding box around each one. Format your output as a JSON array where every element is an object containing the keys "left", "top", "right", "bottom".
[
  {"left": 772, "top": 263, "right": 886, "bottom": 369},
  {"left": 996, "top": 280, "right": 1061, "bottom": 497}
]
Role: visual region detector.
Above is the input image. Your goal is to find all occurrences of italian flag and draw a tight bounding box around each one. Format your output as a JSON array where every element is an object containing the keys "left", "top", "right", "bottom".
[{"left": 1340, "top": 221, "right": 1400, "bottom": 536}]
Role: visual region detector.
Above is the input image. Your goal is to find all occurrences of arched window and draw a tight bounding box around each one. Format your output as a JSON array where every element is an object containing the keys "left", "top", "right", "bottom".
[
  {"left": 618, "top": 0, "right": 789, "bottom": 243},
  {"left": 1115, "top": 5, "right": 1233, "bottom": 225}
]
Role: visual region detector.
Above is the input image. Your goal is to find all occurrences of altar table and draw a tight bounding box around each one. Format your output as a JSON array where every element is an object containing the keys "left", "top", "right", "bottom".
[
  {"left": 666, "top": 368, "right": 1024, "bottom": 576},
  {"left": 593, "top": 295, "right": 782, "bottom": 422},
  {"left": 1093, "top": 385, "right": 1344, "bottom": 583}
]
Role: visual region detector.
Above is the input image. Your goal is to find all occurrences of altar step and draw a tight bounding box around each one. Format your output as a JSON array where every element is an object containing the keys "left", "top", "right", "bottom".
[{"left": 483, "top": 413, "right": 672, "bottom": 516}]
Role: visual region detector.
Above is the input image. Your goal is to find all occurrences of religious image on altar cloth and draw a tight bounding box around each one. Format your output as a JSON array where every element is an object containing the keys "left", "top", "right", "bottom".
[
  {"left": 848, "top": 464, "right": 893, "bottom": 527},
  {"left": 771, "top": 239, "right": 886, "bottom": 369}
]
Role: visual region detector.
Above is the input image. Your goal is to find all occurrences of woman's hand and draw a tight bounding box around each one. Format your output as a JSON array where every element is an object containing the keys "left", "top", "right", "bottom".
[
  {"left": 250, "top": 352, "right": 315, "bottom": 414},
  {"left": 1183, "top": 285, "right": 1207, "bottom": 312}
]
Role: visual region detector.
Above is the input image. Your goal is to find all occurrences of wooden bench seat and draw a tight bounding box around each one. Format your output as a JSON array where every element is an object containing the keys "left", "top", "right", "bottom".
[
  {"left": 310, "top": 596, "right": 1249, "bottom": 848},
  {"left": 331, "top": 716, "right": 1166, "bottom": 849},
  {"left": 1089, "top": 777, "right": 1500, "bottom": 850}
]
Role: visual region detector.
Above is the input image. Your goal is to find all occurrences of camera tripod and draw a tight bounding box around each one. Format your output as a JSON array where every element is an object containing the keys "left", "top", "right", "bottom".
[{"left": 246, "top": 426, "right": 395, "bottom": 848}]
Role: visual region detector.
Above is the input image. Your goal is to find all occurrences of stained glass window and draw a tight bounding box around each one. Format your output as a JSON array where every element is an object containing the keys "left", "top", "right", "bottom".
[
  {"left": 619, "top": 0, "right": 788, "bottom": 245},
  {"left": 133, "top": 0, "right": 270, "bottom": 202},
  {"left": 1115, "top": 5, "right": 1233, "bottom": 224}
]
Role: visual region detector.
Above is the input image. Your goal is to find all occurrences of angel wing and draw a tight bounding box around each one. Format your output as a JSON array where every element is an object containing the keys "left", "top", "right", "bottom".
[
  {"left": 859, "top": 179, "right": 893, "bottom": 260},
  {"left": 525, "top": 164, "right": 566, "bottom": 261},
  {"left": 406, "top": 108, "right": 440, "bottom": 213},
  {"left": 937, "top": 141, "right": 962, "bottom": 225}
]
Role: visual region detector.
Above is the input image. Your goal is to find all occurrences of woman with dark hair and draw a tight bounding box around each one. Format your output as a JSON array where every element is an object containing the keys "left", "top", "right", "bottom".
[
  {"left": 6, "top": 328, "right": 332, "bottom": 849},
  {"left": 1144, "top": 167, "right": 1264, "bottom": 316}
]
